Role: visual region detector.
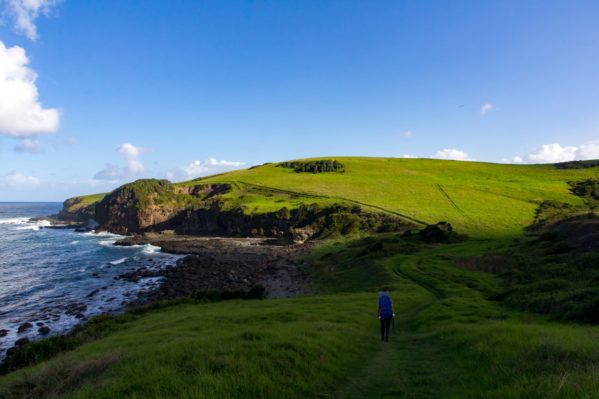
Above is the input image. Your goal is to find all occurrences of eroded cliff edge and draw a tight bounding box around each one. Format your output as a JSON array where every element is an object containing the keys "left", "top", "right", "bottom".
[{"left": 56, "top": 178, "right": 415, "bottom": 241}]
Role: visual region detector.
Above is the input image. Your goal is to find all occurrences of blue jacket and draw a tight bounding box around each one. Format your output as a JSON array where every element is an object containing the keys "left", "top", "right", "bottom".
[{"left": 378, "top": 293, "right": 394, "bottom": 319}]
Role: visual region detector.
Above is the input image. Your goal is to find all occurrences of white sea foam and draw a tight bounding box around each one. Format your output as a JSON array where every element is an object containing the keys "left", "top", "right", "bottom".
[
  {"left": 7, "top": 218, "right": 51, "bottom": 230},
  {"left": 0, "top": 217, "right": 32, "bottom": 225},
  {"left": 82, "top": 230, "right": 127, "bottom": 238},
  {"left": 142, "top": 244, "right": 161, "bottom": 255},
  {"left": 70, "top": 240, "right": 79, "bottom": 245},
  {"left": 99, "top": 239, "right": 117, "bottom": 246},
  {"left": 110, "top": 257, "right": 128, "bottom": 265}
]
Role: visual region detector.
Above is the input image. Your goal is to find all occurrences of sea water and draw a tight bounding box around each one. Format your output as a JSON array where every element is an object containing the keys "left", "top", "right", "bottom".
[{"left": 0, "top": 202, "right": 180, "bottom": 359}]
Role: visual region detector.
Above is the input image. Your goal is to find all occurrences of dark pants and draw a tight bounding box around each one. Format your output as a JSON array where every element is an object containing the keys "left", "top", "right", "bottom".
[{"left": 380, "top": 317, "right": 392, "bottom": 341}]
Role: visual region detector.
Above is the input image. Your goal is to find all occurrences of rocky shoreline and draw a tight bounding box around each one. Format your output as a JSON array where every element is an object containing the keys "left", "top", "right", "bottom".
[
  {"left": 1, "top": 221, "right": 312, "bottom": 364},
  {"left": 114, "top": 232, "right": 313, "bottom": 301}
]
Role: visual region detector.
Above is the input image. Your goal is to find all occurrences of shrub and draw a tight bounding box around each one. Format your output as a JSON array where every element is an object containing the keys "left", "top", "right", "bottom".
[
  {"left": 277, "top": 160, "right": 345, "bottom": 173},
  {"left": 555, "top": 159, "right": 599, "bottom": 169}
]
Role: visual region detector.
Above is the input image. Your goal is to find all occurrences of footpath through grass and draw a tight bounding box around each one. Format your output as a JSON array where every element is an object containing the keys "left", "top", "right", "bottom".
[{"left": 3, "top": 235, "right": 599, "bottom": 397}]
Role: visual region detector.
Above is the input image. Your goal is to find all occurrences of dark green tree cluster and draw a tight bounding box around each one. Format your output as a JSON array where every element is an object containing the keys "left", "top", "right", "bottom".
[
  {"left": 277, "top": 160, "right": 345, "bottom": 173},
  {"left": 555, "top": 159, "right": 599, "bottom": 169},
  {"left": 570, "top": 179, "right": 599, "bottom": 200}
]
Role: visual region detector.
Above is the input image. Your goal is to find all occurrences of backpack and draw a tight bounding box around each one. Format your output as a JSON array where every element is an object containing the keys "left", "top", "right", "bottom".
[{"left": 379, "top": 294, "right": 393, "bottom": 318}]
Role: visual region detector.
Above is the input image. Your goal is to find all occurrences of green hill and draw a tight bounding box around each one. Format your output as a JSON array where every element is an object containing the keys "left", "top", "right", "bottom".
[
  {"left": 4, "top": 157, "right": 599, "bottom": 398},
  {"left": 60, "top": 157, "right": 599, "bottom": 237},
  {"left": 197, "top": 157, "right": 597, "bottom": 235}
]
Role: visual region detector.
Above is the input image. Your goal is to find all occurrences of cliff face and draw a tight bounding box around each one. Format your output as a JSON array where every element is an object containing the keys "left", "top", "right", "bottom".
[
  {"left": 55, "top": 197, "right": 99, "bottom": 222},
  {"left": 58, "top": 179, "right": 413, "bottom": 240},
  {"left": 176, "top": 204, "right": 409, "bottom": 241},
  {"left": 94, "top": 179, "right": 186, "bottom": 234}
]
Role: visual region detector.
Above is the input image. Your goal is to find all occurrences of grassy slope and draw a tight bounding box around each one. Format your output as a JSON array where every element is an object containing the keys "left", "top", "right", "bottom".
[
  {"left": 6, "top": 158, "right": 599, "bottom": 397},
  {"left": 198, "top": 157, "right": 598, "bottom": 236},
  {"left": 4, "top": 236, "right": 599, "bottom": 398},
  {"left": 64, "top": 193, "right": 107, "bottom": 211},
  {"left": 67, "top": 157, "right": 599, "bottom": 236}
]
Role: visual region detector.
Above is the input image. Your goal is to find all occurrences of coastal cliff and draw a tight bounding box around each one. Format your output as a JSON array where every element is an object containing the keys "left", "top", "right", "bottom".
[{"left": 57, "top": 177, "right": 413, "bottom": 240}]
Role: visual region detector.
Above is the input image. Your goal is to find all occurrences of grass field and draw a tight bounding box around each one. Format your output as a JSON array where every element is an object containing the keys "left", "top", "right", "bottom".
[
  {"left": 3, "top": 234, "right": 599, "bottom": 398},
  {"left": 199, "top": 158, "right": 598, "bottom": 236},
  {"left": 6, "top": 158, "right": 599, "bottom": 398},
  {"left": 67, "top": 157, "right": 599, "bottom": 236}
]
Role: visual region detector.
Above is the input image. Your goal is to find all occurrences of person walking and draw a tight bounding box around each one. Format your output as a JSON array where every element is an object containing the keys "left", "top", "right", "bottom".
[{"left": 378, "top": 288, "right": 395, "bottom": 342}]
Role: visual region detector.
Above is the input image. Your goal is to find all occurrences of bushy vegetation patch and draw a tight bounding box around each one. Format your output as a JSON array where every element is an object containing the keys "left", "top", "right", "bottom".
[
  {"left": 410, "top": 221, "right": 465, "bottom": 243},
  {"left": 570, "top": 178, "right": 599, "bottom": 201},
  {"left": 98, "top": 179, "right": 175, "bottom": 212},
  {"left": 474, "top": 230, "right": 599, "bottom": 323},
  {"left": 555, "top": 159, "right": 599, "bottom": 169},
  {"left": 277, "top": 160, "right": 345, "bottom": 173},
  {"left": 530, "top": 200, "right": 580, "bottom": 228}
]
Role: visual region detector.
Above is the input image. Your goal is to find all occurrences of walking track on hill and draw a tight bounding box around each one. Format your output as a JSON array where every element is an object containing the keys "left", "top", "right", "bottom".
[
  {"left": 235, "top": 180, "right": 429, "bottom": 226},
  {"left": 333, "top": 258, "right": 448, "bottom": 398}
]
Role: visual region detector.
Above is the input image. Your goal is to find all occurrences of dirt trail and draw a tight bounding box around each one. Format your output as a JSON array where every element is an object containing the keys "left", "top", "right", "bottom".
[{"left": 333, "top": 259, "right": 445, "bottom": 398}]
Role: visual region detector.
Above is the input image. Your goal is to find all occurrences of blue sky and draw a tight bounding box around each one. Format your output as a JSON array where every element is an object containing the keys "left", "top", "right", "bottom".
[{"left": 1, "top": 0, "right": 598, "bottom": 201}]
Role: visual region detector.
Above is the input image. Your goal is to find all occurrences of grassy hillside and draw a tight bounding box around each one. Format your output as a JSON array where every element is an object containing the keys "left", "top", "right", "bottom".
[
  {"left": 198, "top": 157, "right": 598, "bottom": 236},
  {"left": 4, "top": 234, "right": 599, "bottom": 397},
  {"left": 12, "top": 157, "right": 597, "bottom": 398},
  {"left": 64, "top": 157, "right": 599, "bottom": 237}
]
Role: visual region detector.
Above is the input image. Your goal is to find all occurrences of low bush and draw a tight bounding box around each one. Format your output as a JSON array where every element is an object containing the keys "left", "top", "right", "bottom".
[{"left": 277, "top": 160, "right": 345, "bottom": 173}]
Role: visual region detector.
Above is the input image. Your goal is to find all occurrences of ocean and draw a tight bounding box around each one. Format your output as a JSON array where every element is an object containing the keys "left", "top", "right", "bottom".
[{"left": 0, "top": 202, "right": 180, "bottom": 359}]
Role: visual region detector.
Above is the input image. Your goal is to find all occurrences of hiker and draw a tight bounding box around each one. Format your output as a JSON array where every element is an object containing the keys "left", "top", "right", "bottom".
[{"left": 378, "top": 288, "right": 395, "bottom": 341}]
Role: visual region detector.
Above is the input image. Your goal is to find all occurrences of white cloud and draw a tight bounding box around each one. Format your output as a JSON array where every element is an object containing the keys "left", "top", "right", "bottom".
[
  {"left": 168, "top": 158, "right": 245, "bottom": 181},
  {"left": 433, "top": 148, "right": 473, "bottom": 161},
  {"left": 480, "top": 103, "right": 494, "bottom": 115},
  {"left": 578, "top": 142, "right": 599, "bottom": 160},
  {"left": 402, "top": 130, "right": 414, "bottom": 138},
  {"left": 507, "top": 142, "right": 599, "bottom": 164},
  {"left": 4, "top": 0, "right": 59, "bottom": 40},
  {"left": 527, "top": 143, "right": 578, "bottom": 163},
  {"left": 94, "top": 143, "right": 145, "bottom": 180},
  {"left": 14, "top": 137, "right": 41, "bottom": 153},
  {"left": 118, "top": 143, "right": 144, "bottom": 175},
  {"left": 4, "top": 171, "right": 40, "bottom": 188},
  {"left": 401, "top": 154, "right": 416, "bottom": 158},
  {"left": 0, "top": 41, "right": 60, "bottom": 138}
]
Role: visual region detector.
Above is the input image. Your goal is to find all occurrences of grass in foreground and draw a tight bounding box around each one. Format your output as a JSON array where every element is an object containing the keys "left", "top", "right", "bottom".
[{"left": 3, "top": 234, "right": 599, "bottom": 398}]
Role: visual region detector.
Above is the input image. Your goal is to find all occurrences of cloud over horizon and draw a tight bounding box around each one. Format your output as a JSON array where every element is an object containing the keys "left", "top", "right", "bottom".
[
  {"left": 94, "top": 143, "right": 145, "bottom": 181},
  {"left": 507, "top": 142, "right": 599, "bottom": 164},
  {"left": 4, "top": 170, "right": 40, "bottom": 189},
  {"left": 168, "top": 158, "right": 245, "bottom": 181},
  {"left": 433, "top": 148, "right": 473, "bottom": 161}
]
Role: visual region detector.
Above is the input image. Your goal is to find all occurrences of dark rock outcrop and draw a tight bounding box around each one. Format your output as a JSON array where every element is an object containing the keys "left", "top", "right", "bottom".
[
  {"left": 175, "top": 204, "right": 409, "bottom": 241},
  {"left": 17, "top": 322, "right": 33, "bottom": 333},
  {"left": 94, "top": 179, "right": 183, "bottom": 234},
  {"left": 38, "top": 326, "right": 51, "bottom": 335},
  {"left": 14, "top": 337, "right": 29, "bottom": 347}
]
